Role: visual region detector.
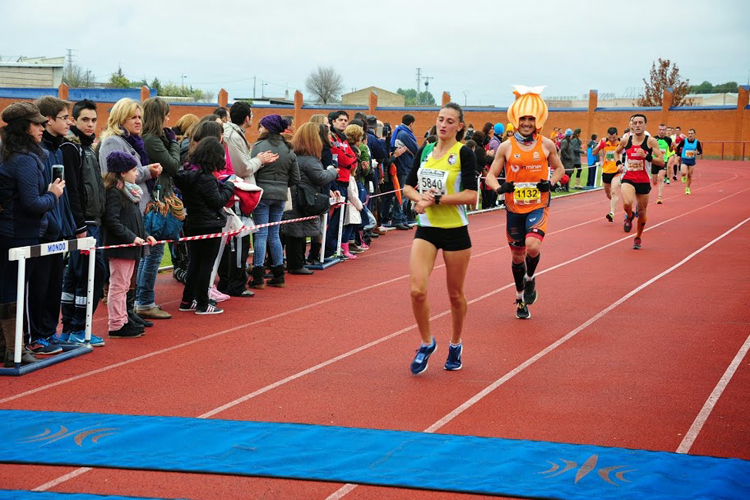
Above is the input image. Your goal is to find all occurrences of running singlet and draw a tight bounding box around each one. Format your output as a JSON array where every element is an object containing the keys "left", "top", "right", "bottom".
[
  {"left": 406, "top": 142, "right": 478, "bottom": 229},
  {"left": 622, "top": 135, "right": 652, "bottom": 184},
  {"left": 681, "top": 138, "right": 701, "bottom": 164},
  {"left": 504, "top": 137, "right": 551, "bottom": 214},
  {"left": 601, "top": 139, "right": 620, "bottom": 174},
  {"left": 657, "top": 136, "right": 673, "bottom": 160}
]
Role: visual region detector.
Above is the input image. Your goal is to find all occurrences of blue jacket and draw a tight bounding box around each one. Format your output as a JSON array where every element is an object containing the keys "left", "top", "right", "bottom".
[
  {"left": 391, "top": 125, "right": 418, "bottom": 176},
  {"left": 0, "top": 151, "right": 57, "bottom": 239},
  {"left": 367, "top": 131, "right": 386, "bottom": 163},
  {"left": 40, "top": 132, "right": 78, "bottom": 241}
]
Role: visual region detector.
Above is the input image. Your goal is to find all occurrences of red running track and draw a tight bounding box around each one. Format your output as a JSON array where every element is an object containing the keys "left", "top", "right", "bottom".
[{"left": 1, "top": 160, "right": 748, "bottom": 499}]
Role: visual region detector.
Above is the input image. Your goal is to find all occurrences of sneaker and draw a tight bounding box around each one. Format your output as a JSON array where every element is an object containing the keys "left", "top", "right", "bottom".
[
  {"left": 681, "top": 176, "right": 687, "bottom": 184},
  {"left": 665, "top": 178, "right": 671, "bottom": 184},
  {"left": 606, "top": 212, "right": 614, "bottom": 222},
  {"left": 444, "top": 343, "right": 463, "bottom": 371},
  {"left": 623, "top": 216, "right": 633, "bottom": 233},
  {"left": 28, "top": 337, "right": 63, "bottom": 355},
  {"left": 196, "top": 303, "right": 223, "bottom": 315},
  {"left": 516, "top": 299, "right": 530, "bottom": 319},
  {"left": 523, "top": 277, "right": 537, "bottom": 305},
  {"left": 410, "top": 337, "right": 437, "bottom": 375},
  {"left": 685, "top": 187, "right": 691, "bottom": 195},
  {"left": 49, "top": 333, "right": 77, "bottom": 347},
  {"left": 208, "top": 286, "right": 230, "bottom": 303},
  {"left": 633, "top": 237, "right": 642, "bottom": 250},
  {"left": 67, "top": 331, "right": 105, "bottom": 347},
  {"left": 109, "top": 323, "right": 144, "bottom": 339},
  {"left": 657, "top": 197, "right": 663, "bottom": 204},
  {"left": 673, "top": 175, "right": 678, "bottom": 181}
]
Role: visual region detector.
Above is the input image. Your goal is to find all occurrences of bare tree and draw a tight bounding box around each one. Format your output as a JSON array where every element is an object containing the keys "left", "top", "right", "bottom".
[
  {"left": 636, "top": 58, "right": 693, "bottom": 107},
  {"left": 63, "top": 63, "right": 94, "bottom": 87},
  {"left": 305, "top": 66, "right": 344, "bottom": 104}
]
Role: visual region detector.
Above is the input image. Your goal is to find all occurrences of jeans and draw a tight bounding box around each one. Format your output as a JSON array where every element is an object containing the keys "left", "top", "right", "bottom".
[
  {"left": 27, "top": 249, "right": 65, "bottom": 340},
  {"left": 381, "top": 173, "right": 408, "bottom": 225},
  {"left": 252, "top": 199, "right": 285, "bottom": 268},
  {"left": 61, "top": 226, "right": 106, "bottom": 333},
  {"left": 135, "top": 242, "right": 164, "bottom": 310},
  {"left": 587, "top": 163, "right": 597, "bottom": 187}
]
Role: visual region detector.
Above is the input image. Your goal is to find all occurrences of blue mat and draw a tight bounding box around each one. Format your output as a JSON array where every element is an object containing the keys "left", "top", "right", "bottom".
[{"left": 0, "top": 410, "right": 748, "bottom": 499}]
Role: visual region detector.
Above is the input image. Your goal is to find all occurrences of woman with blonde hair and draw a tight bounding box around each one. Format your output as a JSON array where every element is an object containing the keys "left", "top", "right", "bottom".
[
  {"left": 282, "top": 122, "right": 339, "bottom": 273},
  {"left": 309, "top": 114, "right": 329, "bottom": 126},
  {"left": 98, "top": 98, "right": 164, "bottom": 323}
]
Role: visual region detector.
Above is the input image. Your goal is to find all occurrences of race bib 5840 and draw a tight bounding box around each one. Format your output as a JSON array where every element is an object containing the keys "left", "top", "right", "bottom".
[{"left": 418, "top": 168, "right": 449, "bottom": 195}]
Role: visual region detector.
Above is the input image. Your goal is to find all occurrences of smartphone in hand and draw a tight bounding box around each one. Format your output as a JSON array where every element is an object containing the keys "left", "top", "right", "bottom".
[{"left": 52, "top": 164, "right": 64, "bottom": 182}]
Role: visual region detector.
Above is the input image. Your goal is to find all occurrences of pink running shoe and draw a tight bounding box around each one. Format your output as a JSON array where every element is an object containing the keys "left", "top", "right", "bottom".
[{"left": 208, "top": 286, "right": 230, "bottom": 302}]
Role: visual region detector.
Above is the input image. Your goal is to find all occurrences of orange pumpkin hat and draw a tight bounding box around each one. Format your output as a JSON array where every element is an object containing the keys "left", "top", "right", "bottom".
[{"left": 507, "top": 85, "right": 549, "bottom": 131}]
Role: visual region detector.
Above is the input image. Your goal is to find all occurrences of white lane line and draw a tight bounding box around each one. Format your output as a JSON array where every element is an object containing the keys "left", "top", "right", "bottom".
[
  {"left": 33, "top": 467, "right": 92, "bottom": 492},
  {"left": 326, "top": 215, "right": 750, "bottom": 500},
  {"left": 676, "top": 334, "right": 750, "bottom": 454}
]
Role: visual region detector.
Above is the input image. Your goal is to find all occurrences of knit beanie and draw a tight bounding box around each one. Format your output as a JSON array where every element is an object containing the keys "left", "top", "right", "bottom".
[
  {"left": 565, "top": 128, "right": 573, "bottom": 136},
  {"left": 107, "top": 151, "right": 138, "bottom": 173},
  {"left": 494, "top": 123, "right": 504, "bottom": 136},
  {"left": 259, "top": 114, "right": 288, "bottom": 134}
]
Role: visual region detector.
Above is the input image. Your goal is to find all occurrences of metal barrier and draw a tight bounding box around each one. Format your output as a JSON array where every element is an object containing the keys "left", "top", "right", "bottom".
[{"left": 700, "top": 142, "right": 750, "bottom": 161}]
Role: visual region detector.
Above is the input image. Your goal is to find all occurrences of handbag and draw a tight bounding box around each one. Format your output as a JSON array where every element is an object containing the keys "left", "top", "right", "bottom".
[
  {"left": 144, "top": 186, "right": 183, "bottom": 240},
  {"left": 294, "top": 184, "right": 330, "bottom": 216}
]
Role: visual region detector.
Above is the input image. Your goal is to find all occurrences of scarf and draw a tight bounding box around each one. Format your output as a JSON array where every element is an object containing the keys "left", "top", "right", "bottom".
[
  {"left": 514, "top": 131, "right": 538, "bottom": 146},
  {"left": 122, "top": 181, "right": 143, "bottom": 204},
  {"left": 123, "top": 132, "right": 155, "bottom": 192},
  {"left": 70, "top": 126, "right": 95, "bottom": 148}
]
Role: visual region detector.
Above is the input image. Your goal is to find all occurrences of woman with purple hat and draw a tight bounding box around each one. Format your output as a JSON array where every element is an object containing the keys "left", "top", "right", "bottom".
[
  {"left": 0, "top": 102, "right": 65, "bottom": 365},
  {"left": 248, "top": 115, "right": 300, "bottom": 289}
]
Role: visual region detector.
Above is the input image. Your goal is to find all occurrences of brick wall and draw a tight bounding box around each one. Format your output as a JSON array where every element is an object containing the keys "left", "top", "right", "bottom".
[{"left": 2, "top": 86, "right": 749, "bottom": 157}]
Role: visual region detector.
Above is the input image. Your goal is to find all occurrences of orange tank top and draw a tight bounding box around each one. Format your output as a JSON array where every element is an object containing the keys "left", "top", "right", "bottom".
[{"left": 504, "top": 137, "right": 551, "bottom": 214}]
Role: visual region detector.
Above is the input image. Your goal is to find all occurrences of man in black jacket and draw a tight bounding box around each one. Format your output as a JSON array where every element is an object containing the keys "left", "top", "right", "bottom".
[{"left": 59, "top": 99, "right": 108, "bottom": 343}]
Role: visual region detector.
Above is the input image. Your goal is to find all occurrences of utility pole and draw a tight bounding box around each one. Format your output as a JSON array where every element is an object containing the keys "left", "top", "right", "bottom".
[
  {"left": 416, "top": 68, "right": 422, "bottom": 94},
  {"left": 66, "top": 48, "right": 73, "bottom": 79},
  {"left": 253, "top": 76, "right": 256, "bottom": 99}
]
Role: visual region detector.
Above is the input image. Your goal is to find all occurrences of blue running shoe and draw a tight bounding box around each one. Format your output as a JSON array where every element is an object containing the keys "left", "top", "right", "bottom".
[
  {"left": 68, "top": 331, "right": 105, "bottom": 347},
  {"left": 49, "top": 333, "right": 77, "bottom": 347},
  {"left": 410, "top": 338, "right": 437, "bottom": 375},
  {"left": 444, "top": 343, "right": 463, "bottom": 371}
]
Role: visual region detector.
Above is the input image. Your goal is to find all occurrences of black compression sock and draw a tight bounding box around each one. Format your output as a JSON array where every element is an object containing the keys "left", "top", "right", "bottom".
[
  {"left": 512, "top": 261, "right": 526, "bottom": 292},
  {"left": 526, "top": 253, "right": 541, "bottom": 278}
]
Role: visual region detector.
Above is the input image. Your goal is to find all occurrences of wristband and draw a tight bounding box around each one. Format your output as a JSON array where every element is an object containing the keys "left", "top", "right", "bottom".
[
  {"left": 433, "top": 194, "right": 442, "bottom": 205},
  {"left": 645, "top": 153, "right": 653, "bottom": 162}
]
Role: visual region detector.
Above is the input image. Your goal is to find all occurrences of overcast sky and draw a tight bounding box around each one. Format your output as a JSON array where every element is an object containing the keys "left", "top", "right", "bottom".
[{"left": 1, "top": 0, "right": 748, "bottom": 106}]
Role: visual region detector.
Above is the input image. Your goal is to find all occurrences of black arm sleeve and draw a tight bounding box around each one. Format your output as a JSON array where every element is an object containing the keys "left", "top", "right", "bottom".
[
  {"left": 460, "top": 146, "right": 478, "bottom": 191},
  {"left": 404, "top": 146, "right": 425, "bottom": 188},
  {"left": 697, "top": 141, "right": 703, "bottom": 155}
]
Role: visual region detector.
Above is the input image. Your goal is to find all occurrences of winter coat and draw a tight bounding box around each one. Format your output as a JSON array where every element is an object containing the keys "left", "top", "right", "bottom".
[
  {"left": 224, "top": 122, "right": 263, "bottom": 185},
  {"left": 0, "top": 151, "right": 57, "bottom": 239},
  {"left": 143, "top": 133, "right": 181, "bottom": 194},
  {"left": 98, "top": 134, "right": 152, "bottom": 213},
  {"left": 570, "top": 137, "right": 583, "bottom": 166},
  {"left": 250, "top": 135, "right": 301, "bottom": 201},
  {"left": 40, "top": 132, "right": 80, "bottom": 240},
  {"left": 174, "top": 167, "right": 235, "bottom": 235},
  {"left": 343, "top": 177, "right": 363, "bottom": 226},
  {"left": 102, "top": 187, "right": 148, "bottom": 261},
  {"left": 559, "top": 138, "right": 575, "bottom": 169},
  {"left": 280, "top": 155, "right": 338, "bottom": 238}
]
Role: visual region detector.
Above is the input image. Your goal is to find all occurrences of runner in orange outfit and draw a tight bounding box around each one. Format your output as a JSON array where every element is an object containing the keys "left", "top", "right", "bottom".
[
  {"left": 592, "top": 127, "right": 621, "bottom": 222},
  {"left": 486, "top": 86, "right": 564, "bottom": 319},
  {"left": 614, "top": 114, "right": 665, "bottom": 249}
]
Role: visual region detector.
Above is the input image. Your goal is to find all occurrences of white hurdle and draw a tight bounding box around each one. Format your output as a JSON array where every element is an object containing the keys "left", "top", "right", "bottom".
[{"left": 1, "top": 237, "right": 96, "bottom": 375}]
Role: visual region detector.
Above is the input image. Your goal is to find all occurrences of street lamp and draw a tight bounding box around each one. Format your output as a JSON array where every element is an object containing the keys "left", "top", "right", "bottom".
[
  {"left": 463, "top": 91, "right": 469, "bottom": 106},
  {"left": 262, "top": 82, "right": 268, "bottom": 99},
  {"left": 180, "top": 74, "right": 187, "bottom": 89}
]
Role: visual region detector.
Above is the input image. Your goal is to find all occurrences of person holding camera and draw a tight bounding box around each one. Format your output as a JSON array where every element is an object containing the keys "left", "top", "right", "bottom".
[{"left": 0, "top": 102, "right": 65, "bottom": 365}]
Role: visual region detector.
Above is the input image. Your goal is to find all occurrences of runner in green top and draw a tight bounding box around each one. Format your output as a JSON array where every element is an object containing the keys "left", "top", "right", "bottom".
[{"left": 652, "top": 124, "right": 673, "bottom": 204}]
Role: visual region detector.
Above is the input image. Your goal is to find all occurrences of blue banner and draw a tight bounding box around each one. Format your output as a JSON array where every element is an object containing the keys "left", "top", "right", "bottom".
[{"left": 0, "top": 410, "right": 747, "bottom": 499}]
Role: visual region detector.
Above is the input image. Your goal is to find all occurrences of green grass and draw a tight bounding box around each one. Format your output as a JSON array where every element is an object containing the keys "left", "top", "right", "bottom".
[{"left": 159, "top": 245, "right": 173, "bottom": 270}]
